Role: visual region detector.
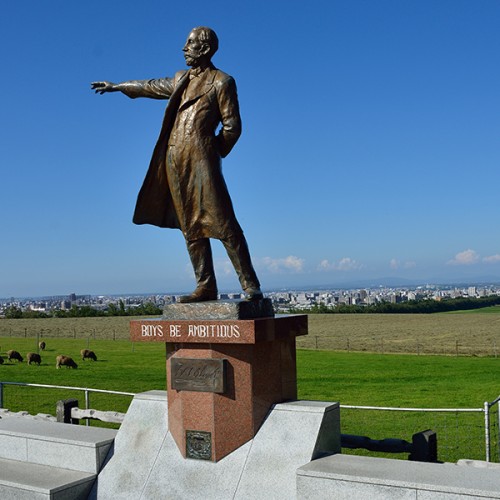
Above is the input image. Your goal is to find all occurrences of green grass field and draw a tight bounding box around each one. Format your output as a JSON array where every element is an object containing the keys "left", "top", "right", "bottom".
[
  {"left": 3, "top": 309, "right": 500, "bottom": 355},
  {"left": 297, "top": 349, "right": 500, "bottom": 406},
  {"left": 299, "top": 310, "right": 500, "bottom": 355},
  {"left": 297, "top": 349, "right": 500, "bottom": 462},
  {"left": 2, "top": 310, "right": 500, "bottom": 462},
  {"left": 1, "top": 335, "right": 499, "bottom": 462},
  {"left": 3, "top": 338, "right": 498, "bottom": 408},
  {"left": 0, "top": 337, "right": 165, "bottom": 420},
  {"left": 445, "top": 306, "right": 500, "bottom": 314}
]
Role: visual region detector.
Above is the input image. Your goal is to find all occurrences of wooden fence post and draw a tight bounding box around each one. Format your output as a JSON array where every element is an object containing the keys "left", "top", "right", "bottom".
[
  {"left": 410, "top": 429, "right": 437, "bottom": 462},
  {"left": 56, "top": 398, "right": 79, "bottom": 425}
]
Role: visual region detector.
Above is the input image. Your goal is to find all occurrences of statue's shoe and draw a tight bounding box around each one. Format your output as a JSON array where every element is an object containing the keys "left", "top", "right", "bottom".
[{"left": 178, "top": 288, "right": 218, "bottom": 303}]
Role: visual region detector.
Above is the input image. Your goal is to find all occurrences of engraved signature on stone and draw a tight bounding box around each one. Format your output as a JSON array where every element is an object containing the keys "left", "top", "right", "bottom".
[{"left": 174, "top": 364, "right": 221, "bottom": 386}]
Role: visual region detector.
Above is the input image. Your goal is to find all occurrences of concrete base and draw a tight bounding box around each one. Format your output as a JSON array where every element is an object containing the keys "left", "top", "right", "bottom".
[
  {"left": 0, "top": 458, "right": 95, "bottom": 500},
  {"left": 92, "top": 391, "right": 340, "bottom": 499},
  {"left": 0, "top": 416, "right": 116, "bottom": 499},
  {"left": 297, "top": 454, "right": 500, "bottom": 499},
  {"left": 0, "top": 417, "right": 116, "bottom": 473}
]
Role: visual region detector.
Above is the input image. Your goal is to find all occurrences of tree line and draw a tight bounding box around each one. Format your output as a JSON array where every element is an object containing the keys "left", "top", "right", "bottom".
[
  {"left": 290, "top": 295, "right": 500, "bottom": 314},
  {"left": 2, "top": 300, "right": 163, "bottom": 319},
  {"left": 4, "top": 295, "right": 500, "bottom": 319}
]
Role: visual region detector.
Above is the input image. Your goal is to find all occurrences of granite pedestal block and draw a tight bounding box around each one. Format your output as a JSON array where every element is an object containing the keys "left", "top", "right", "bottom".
[
  {"left": 93, "top": 391, "right": 341, "bottom": 499},
  {"left": 130, "top": 302, "right": 307, "bottom": 461},
  {"left": 162, "top": 297, "right": 275, "bottom": 320},
  {"left": 0, "top": 416, "right": 116, "bottom": 499},
  {"left": 296, "top": 454, "right": 500, "bottom": 499},
  {"left": 0, "top": 417, "right": 116, "bottom": 473}
]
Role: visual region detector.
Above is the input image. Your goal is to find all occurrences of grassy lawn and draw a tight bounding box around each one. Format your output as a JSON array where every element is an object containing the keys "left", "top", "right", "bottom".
[
  {"left": 2, "top": 311, "right": 500, "bottom": 463},
  {"left": 297, "top": 349, "right": 500, "bottom": 407},
  {"left": 3, "top": 309, "right": 500, "bottom": 355},
  {"left": 296, "top": 349, "right": 500, "bottom": 462},
  {"left": 299, "top": 311, "right": 500, "bottom": 355},
  {"left": 0, "top": 337, "right": 165, "bottom": 418},
  {"left": 3, "top": 338, "right": 498, "bottom": 409},
  {"left": 445, "top": 306, "right": 500, "bottom": 314}
]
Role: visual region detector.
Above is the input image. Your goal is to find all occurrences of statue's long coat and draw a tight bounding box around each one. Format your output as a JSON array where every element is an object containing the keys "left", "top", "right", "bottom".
[{"left": 121, "top": 65, "right": 243, "bottom": 241}]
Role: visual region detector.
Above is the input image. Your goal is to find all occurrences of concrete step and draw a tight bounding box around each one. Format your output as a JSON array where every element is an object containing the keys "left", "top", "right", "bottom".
[
  {"left": 0, "top": 457, "right": 96, "bottom": 499},
  {"left": 0, "top": 417, "right": 117, "bottom": 473},
  {"left": 297, "top": 454, "right": 500, "bottom": 499}
]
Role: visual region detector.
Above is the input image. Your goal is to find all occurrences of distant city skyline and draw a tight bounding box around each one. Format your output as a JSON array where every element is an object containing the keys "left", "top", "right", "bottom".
[
  {"left": 1, "top": 1, "right": 499, "bottom": 297},
  {"left": 2, "top": 282, "right": 499, "bottom": 316},
  {"left": 2, "top": 277, "right": 500, "bottom": 302}
]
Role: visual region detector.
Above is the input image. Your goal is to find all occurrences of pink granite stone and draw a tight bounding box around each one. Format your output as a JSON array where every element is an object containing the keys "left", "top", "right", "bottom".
[
  {"left": 130, "top": 315, "right": 307, "bottom": 344},
  {"left": 133, "top": 315, "right": 308, "bottom": 461}
]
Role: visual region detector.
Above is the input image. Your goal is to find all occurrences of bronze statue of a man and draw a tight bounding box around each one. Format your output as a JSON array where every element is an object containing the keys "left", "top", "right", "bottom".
[{"left": 92, "top": 27, "right": 262, "bottom": 303}]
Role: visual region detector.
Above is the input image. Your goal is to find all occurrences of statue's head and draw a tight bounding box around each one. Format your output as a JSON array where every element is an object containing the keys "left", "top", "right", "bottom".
[{"left": 183, "top": 27, "right": 219, "bottom": 67}]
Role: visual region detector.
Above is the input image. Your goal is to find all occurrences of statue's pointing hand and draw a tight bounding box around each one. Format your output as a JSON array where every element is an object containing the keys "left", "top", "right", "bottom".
[{"left": 91, "top": 81, "right": 118, "bottom": 94}]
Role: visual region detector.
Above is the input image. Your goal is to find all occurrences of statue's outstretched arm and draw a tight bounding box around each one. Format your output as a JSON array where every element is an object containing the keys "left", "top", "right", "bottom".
[
  {"left": 91, "top": 81, "right": 119, "bottom": 94},
  {"left": 91, "top": 78, "right": 174, "bottom": 99}
]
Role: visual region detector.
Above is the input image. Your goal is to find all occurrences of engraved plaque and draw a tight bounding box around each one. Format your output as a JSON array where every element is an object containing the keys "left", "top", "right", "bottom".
[
  {"left": 171, "top": 358, "right": 226, "bottom": 393},
  {"left": 186, "top": 430, "right": 212, "bottom": 460}
]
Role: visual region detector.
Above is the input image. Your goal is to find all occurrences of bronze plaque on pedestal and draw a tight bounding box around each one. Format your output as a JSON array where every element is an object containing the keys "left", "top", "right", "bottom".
[
  {"left": 186, "top": 430, "right": 212, "bottom": 460},
  {"left": 171, "top": 358, "right": 226, "bottom": 393}
]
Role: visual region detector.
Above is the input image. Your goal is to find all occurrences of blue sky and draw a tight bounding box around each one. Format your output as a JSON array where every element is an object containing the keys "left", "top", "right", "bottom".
[{"left": 1, "top": 0, "right": 499, "bottom": 297}]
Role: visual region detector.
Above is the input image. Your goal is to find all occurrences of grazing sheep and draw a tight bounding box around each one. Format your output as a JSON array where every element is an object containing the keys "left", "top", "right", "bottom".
[
  {"left": 39, "top": 341, "right": 46, "bottom": 350},
  {"left": 7, "top": 350, "right": 23, "bottom": 363},
  {"left": 56, "top": 355, "right": 78, "bottom": 369},
  {"left": 27, "top": 352, "right": 42, "bottom": 365},
  {"left": 80, "top": 349, "right": 97, "bottom": 361},
  {"left": 0, "top": 356, "right": 4, "bottom": 364}
]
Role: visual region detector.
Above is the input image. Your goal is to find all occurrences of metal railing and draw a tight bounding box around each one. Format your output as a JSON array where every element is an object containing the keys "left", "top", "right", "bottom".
[
  {"left": 341, "top": 399, "right": 500, "bottom": 463},
  {"left": 0, "top": 381, "right": 135, "bottom": 426},
  {"left": 1, "top": 381, "right": 499, "bottom": 462}
]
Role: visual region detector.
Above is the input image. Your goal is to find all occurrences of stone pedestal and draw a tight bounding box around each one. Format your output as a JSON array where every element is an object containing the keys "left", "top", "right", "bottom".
[
  {"left": 92, "top": 391, "right": 341, "bottom": 500},
  {"left": 130, "top": 300, "right": 307, "bottom": 462}
]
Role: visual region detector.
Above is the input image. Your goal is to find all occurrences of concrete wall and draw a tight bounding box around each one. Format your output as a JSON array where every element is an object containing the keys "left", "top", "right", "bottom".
[{"left": 297, "top": 454, "right": 500, "bottom": 499}]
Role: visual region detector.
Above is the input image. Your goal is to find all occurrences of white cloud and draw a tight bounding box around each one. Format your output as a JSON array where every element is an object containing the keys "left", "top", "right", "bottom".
[
  {"left": 336, "top": 257, "right": 362, "bottom": 271},
  {"left": 483, "top": 254, "right": 500, "bottom": 264},
  {"left": 318, "top": 257, "right": 362, "bottom": 272},
  {"left": 318, "top": 259, "right": 334, "bottom": 271},
  {"left": 184, "top": 263, "right": 194, "bottom": 277},
  {"left": 261, "top": 255, "right": 304, "bottom": 273},
  {"left": 184, "top": 259, "right": 234, "bottom": 280},
  {"left": 391, "top": 258, "right": 416, "bottom": 270},
  {"left": 447, "top": 249, "right": 480, "bottom": 266},
  {"left": 214, "top": 259, "right": 233, "bottom": 276}
]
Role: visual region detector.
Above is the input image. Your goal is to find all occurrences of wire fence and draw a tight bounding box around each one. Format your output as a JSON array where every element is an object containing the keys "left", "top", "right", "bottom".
[
  {"left": 0, "top": 324, "right": 130, "bottom": 341},
  {"left": 0, "top": 382, "right": 135, "bottom": 428},
  {"left": 296, "top": 335, "right": 500, "bottom": 357},
  {"left": 2, "top": 321, "right": 500, "bottom": 356},
  {"left": 340, "top": 399, "right": 500, "bottom": 463},
  {"left": 1, "top": 381, "right": 499, "bottom": 464}
]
